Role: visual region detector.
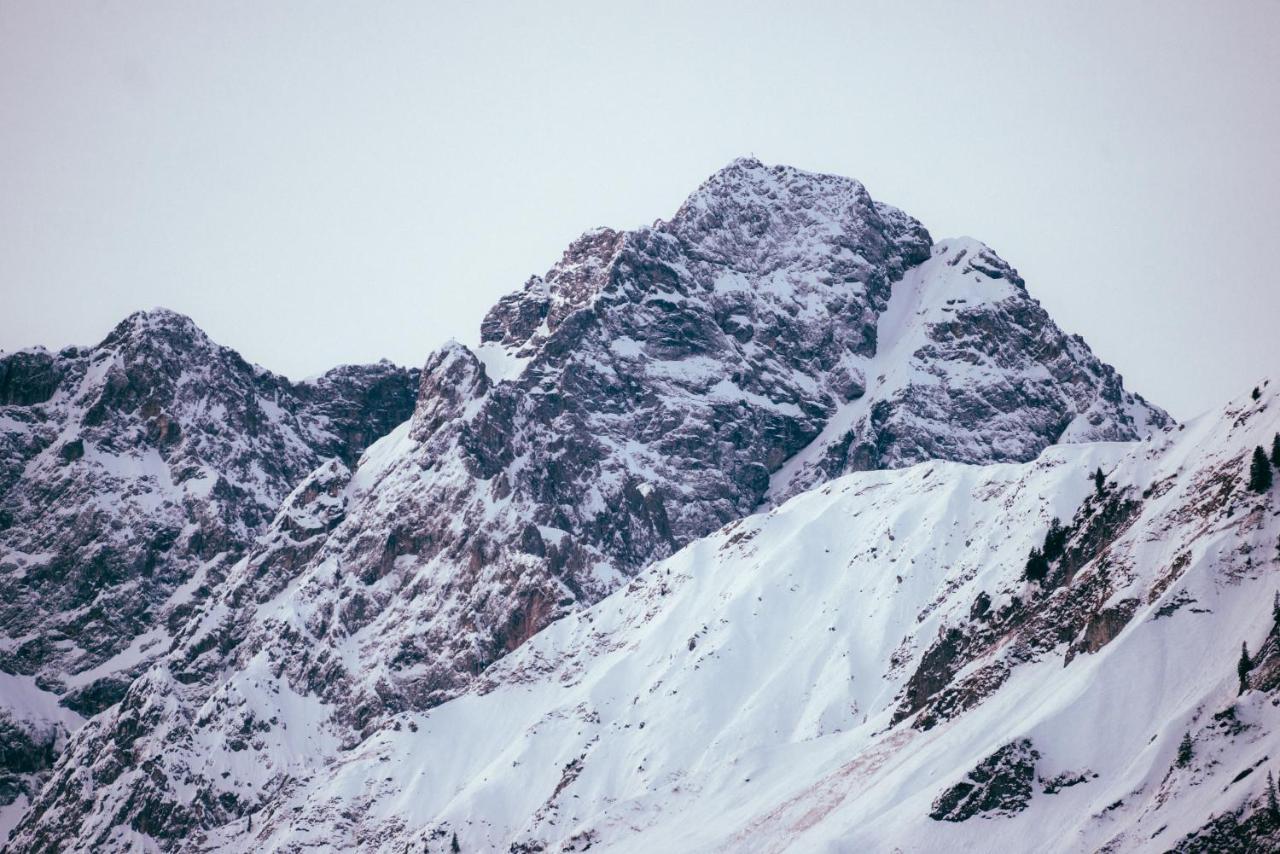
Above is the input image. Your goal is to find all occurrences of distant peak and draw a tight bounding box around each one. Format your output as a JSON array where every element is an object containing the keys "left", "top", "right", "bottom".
[
  {"left": 116, "top": 307, "right": 199, "bottom": 332},
  {"left": 100, "top": 307, "right": 211, "bottom": 353},
  {"left": 931, "top": 238, "right": 1026, "bottom": 289},
  {"left": 663, "top": 159, "right": 930, "bottom": 275},
  {"left": 674, "top": 158, "right": 874, "bottom": 225},
  {"left": 719, "top": 155, "right": 767, "bottom": 172},
  {"left": 933, "top": 236, "right": 991, "bottom": 254},
  {"left": 701, "top": 156, "right": 864, "bottom": 188},
  {"left": 435, "top": 338, "right": 473, "bottom": 358}
]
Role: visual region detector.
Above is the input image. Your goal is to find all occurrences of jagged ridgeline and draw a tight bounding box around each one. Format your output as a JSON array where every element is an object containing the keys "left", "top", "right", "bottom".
[
  {"left": 0, "top": 311, "right": 420, "bottom": 832},
  {"left": 4, "top": 159, "right": 1182, "bottom": 851}
]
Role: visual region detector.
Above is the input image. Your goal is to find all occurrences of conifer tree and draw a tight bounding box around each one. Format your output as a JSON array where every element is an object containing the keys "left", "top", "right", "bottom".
[
  {"left": 1253, "top": 386, "right": 1263, "bottom": 401},
  {"left": 1239, "top": 641, "right": 1253, "bottom": 694},
  {"left": 1176, "top": 731, "right": 1193, "bottom": 768},
  {"left": 1025, "top": 546, "right": 1049, "bottom": 582},
  {"left": 1249, "top": 446, "right": 1273, "bottom": 493},
  {"left": 1273, "top": 591, "right": 1280, "bottom": 635},
  {"left": 451, "top": 832, "right": 461, "bottom": 853},
  {"left": 1043, "top": 517, "right": 1067, "bottom": 562},
  {"left": 1269, "top": 770, "right": 1280, "bottom": 823},
  {"left": 1093, "top": 467, "right": 1106, "bottom": 496},
  {"left": 1271, "top": 433, "right": 1280, "bottom": 469}
]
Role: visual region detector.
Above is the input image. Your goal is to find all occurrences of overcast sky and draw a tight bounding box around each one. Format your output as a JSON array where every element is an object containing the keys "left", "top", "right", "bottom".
[{"left": 1, "top": 1, "right": 1277, "bottom": 420}]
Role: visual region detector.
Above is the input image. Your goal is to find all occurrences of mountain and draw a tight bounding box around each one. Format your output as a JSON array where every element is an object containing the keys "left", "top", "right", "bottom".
[
  {"left": 5, "top": 159, "right": 1171, "bottom": 850},
  {"left": 0, "top": 310, "right": 419, "bottom": 834},
  {"left": 79, "top": 380, "right": 1270, "bottom": 853}
]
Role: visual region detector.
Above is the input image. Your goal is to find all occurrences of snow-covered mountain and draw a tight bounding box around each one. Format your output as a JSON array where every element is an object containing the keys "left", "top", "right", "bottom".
[
  {"left": 0, "top": 310, "right": 419, "bottom": 834},
  {"left": 61, "top": 380, "right": 1274, "bottom": 853},
  {"left": 4, "top": 159, "right": 1185, "bottom": 851}
]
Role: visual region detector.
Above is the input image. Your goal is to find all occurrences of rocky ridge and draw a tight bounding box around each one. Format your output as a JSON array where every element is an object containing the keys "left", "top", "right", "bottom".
[{"left": 0, "top": 310, "right": 418, "bottom": 831}]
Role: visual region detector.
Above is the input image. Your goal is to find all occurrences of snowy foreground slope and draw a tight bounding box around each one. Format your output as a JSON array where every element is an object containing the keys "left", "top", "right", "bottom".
[{"left": 183, "top": 384, "right": 1276, "bottom": 852}]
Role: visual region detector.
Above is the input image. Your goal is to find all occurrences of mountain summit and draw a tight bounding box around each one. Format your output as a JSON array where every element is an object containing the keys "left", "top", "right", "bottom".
[{"left": 6, "top": 161, "right": 1180, "bottom": 850}]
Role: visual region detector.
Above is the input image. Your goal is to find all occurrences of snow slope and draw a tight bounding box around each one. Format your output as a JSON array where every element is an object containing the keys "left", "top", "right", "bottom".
[{"left": 175, "top": 381, "right": 1280, "bottom": 853}]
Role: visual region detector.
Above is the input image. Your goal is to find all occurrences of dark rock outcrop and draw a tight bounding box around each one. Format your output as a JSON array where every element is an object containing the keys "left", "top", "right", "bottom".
[
  {"left": 929, "top": 740, "right": 1041, "bottom": 821},
  {"left": 895, "top": 480, "right": 1147, "bottom": 729}
]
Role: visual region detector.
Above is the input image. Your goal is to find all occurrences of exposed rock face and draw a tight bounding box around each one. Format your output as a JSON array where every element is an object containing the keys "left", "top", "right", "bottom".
[
  {"left": 6, "top": 159, "right": 1171, "bottom": 850},
  {"left": 1173, "top": 796, "right": 1280, "bottom": 852},
  {"left": 893, "top": 478, "right": 1148, "bottom": 730},
  {"left": 765, "top": 237, "right": 1168, "bottom": 503},
  {"left": 0, "top": 712, "right": 63, "bottom": 831},
  {"left": 930, "top": 740, "right": 1041, "bottom": 821},
  {"left": 472, "top": 159, "right": 937, "bottom": 581},
  {"left": 0, "top": 310, "right": 418, "bottom": 822}
]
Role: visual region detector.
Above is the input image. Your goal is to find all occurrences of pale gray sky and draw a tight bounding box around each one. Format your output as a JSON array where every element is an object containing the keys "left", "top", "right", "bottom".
[{"left": 1, "top": 1, "right": 1277, "bottom": 419}]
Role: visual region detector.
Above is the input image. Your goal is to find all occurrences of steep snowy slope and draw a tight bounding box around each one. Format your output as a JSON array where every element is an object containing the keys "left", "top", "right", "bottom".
[
  {"left": 106, "top": 380, "right": 1274, "bottom": 853},
  {"left": 6, "top": 159, "right": 1171, "bottom": 850},
  {"left": 0, "top": 310, "right": 418, "bottom": 834}
]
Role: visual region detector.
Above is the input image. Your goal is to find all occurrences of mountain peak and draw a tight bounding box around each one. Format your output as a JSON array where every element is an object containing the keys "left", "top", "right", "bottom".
[
  {"left": 675, "top": 157, "right": 872, "bottom": 219},
  {"left": 667, "top": 159, "right": 932, "bottom": 280},
  {"left": 113, "top": 306, "right": 199, "bottom": 332},
  {"left": 481, "top": 160, "right": 933, "bottom": 357},
  {"left": 99, "top": 306, "right": 211, "bottom": 357},
  {"left": 695, "top": 155, "right": 856, "bottom": 189}
]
